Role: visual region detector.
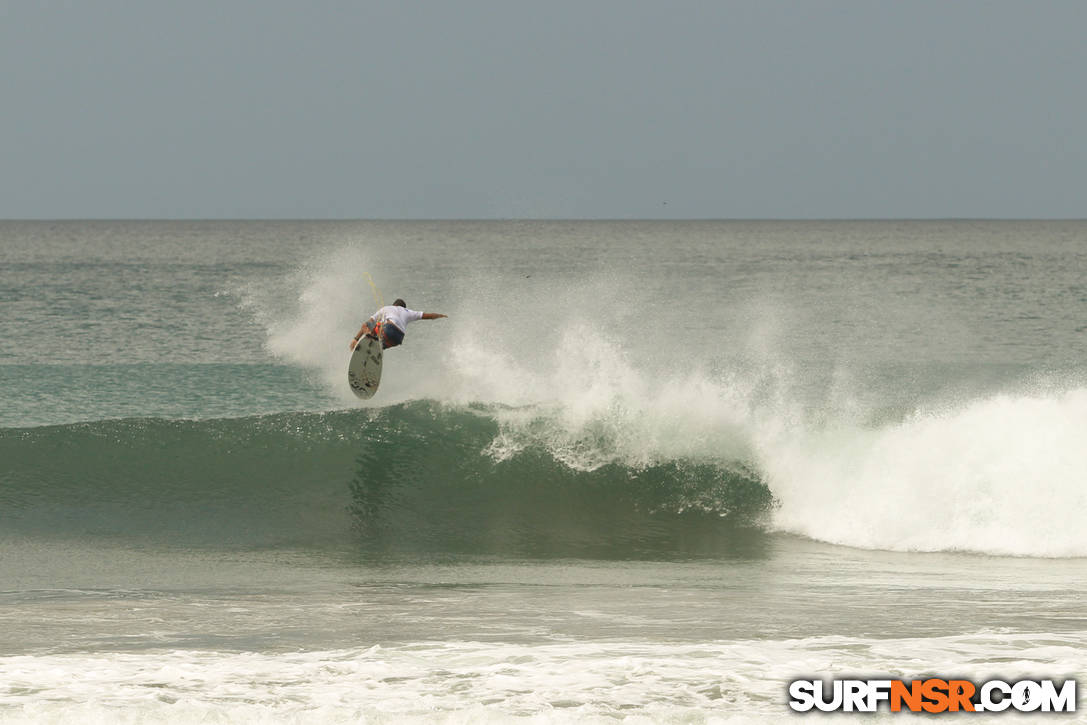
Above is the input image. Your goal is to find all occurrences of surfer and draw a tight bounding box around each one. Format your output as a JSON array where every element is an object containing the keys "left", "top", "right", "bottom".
[{"left": 350, "top": 299, "right": 447, "bottom": 350}]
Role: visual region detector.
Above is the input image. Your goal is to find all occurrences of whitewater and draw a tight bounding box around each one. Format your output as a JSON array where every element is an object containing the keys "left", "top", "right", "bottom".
[{"left": 1, "top": 220, "right": 1085, "bottom": 722}]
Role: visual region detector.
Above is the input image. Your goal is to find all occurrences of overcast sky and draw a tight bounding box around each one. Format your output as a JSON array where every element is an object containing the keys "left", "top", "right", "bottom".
[{"left": 1, "top": 0, "right": 1084, "bottom": 219}]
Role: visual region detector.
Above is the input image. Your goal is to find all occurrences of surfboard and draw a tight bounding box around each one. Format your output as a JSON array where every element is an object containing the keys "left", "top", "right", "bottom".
[{"left": 347, "top": 334, "right": 383, "bottom": 399}]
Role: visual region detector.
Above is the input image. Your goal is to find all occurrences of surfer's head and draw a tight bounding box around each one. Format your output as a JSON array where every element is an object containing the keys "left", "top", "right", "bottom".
[{"left": 393, "top": 298, "right": 406, "bottom": 307}]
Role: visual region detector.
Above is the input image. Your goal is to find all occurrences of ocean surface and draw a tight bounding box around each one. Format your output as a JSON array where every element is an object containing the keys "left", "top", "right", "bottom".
[{"left": 1, "top": 220, "right": 1085, "bottom": 722}]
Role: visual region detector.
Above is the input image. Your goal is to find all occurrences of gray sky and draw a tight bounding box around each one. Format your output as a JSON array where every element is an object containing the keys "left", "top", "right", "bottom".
[{"left": 2, "top": 0, "right": 1085, "bottom": 219}]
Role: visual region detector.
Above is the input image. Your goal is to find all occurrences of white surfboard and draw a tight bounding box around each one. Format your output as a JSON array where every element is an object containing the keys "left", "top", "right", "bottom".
[{"left": 347, "top": 335, "right": 383, "bottom": 399}]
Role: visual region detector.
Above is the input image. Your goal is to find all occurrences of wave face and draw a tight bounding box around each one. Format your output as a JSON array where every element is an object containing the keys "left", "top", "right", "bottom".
[
  {"left": 0, "top": 403, "right": 772, "bottom": 558},
  {"left": 6, "top": 382, "right": 1087, "bottom": 559}
]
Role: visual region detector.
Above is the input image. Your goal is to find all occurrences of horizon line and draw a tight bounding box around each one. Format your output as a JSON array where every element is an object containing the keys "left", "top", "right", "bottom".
[{"left": 2, "top": 216, "right": 1086, "bottom": 223}]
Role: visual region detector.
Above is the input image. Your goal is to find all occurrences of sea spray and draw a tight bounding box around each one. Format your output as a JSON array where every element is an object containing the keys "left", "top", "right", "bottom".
[
  {"left": 261, "top": 246, "right": 381, "bottom": 400},
  {"left": 761, "top": 387, "right": 1087, "bottom": 557},
  {"left": 250, "top": 238, "right": 1087, "bottom": 558}
]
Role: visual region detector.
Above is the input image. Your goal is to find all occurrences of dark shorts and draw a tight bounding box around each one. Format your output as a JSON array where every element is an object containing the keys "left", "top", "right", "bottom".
[
  {"left": 368, "top": 320, "right": 405, "bottom": 349},
  {"left": 382, "top": 323, "right": 405, "bottom": 348}
]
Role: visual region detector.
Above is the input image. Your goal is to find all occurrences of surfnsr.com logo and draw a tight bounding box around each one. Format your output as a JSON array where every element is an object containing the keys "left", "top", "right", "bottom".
[{"left": 788, "top": 678, "right": 1076, "bottom": 713}]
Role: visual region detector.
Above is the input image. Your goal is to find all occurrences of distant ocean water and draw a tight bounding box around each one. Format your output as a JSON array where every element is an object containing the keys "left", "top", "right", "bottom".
[{"left": 1, "top": 220, "right": 1085, "bottom": 722}]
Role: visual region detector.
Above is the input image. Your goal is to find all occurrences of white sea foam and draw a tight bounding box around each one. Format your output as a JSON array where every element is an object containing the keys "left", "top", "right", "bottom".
[
  {"left": 1, "top": 634, "right": 1081, "bottom": 724},
  {"left": 763, "top": 388, "right": 1087, "bottom": 557}
]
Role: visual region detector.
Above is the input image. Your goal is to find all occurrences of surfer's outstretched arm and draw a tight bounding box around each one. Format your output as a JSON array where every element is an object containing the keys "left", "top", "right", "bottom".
[{"left": 421, "top": 313, "right": 447, "bottom": 320}]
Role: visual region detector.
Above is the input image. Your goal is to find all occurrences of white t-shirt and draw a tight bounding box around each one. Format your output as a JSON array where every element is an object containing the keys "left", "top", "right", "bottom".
[{"left": 374, "top": 304, "right": 424, "bottom": 332}]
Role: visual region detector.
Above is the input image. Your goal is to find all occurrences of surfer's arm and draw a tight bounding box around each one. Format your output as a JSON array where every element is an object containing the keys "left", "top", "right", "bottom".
[
  {"left": 350, "top": 318, "right": 375, "bottom": 349},
  {"left": 421, "top": 313, "right": 447, "bottom": 320}
]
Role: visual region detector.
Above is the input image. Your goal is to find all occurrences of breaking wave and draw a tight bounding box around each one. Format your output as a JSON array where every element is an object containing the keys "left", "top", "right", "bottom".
[{"left": 0, "top": 403, "right": 772, "bottom": 558}]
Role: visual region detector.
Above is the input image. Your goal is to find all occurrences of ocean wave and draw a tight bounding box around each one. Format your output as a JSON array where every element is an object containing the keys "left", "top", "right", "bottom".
[
  {"left": 6, "top": 376, "right": 1086, "bottom": 559},
  {"left": 0, "top": 403, "right": 771, "bottom": 557},
  {"left": 250, "top": 244, "right": 1087, "bottom": 558}
]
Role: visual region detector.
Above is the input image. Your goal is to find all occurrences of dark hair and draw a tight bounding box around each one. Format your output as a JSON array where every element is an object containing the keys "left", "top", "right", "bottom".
[{"left": 393, "top": 298, "right": 406, "bottom": 307}]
